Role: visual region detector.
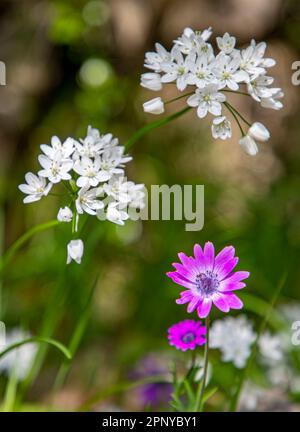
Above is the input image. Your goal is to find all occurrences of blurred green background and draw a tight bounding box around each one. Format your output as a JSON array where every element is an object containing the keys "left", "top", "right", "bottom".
[{"left": 0, "top": 0, "right": 300, "bottom": 411}]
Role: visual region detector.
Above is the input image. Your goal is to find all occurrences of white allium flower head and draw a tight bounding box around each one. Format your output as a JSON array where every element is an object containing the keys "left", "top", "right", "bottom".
[
  {"left": 210, "top": 316, "right": 256, "bottom": 368},
  {"left": 18, "top": 173, "right": 52, "bottom": 203},
  {"left": 143, "top": 97, "right": 165, "bottom": 115},
  {"left": 0, "top": 328, "right": 37, "bottom": 381},
  {"left": 67, "top": 239, "right": 84, "bottom": 264},
  {"left": 57, "top": 206, "right": 73, "bottom": 222}
]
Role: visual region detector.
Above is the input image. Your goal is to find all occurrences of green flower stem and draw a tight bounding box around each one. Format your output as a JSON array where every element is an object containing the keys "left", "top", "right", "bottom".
[
  {"left": 225, "top": 101, "right": 252, "bottom": 127},
  {"left": 223, "top": 102, "right": 245, "bottom": 136},
  {"left": 0, "top": 220, "right": 60, "bottom": 275},
  {"left": 194, "top": 316, "right": 210, "bottom": 412},
  {"left": 165, "top": 91, "right": 195, "bottom": 105},
  {"left": 125, "top": 106, "right": 192, "bottom": 150}
]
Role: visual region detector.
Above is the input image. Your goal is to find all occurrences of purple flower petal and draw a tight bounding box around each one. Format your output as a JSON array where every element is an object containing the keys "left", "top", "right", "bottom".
[
  {"left": 223, "top": 292, "right": 244, "bottom": 309},
  {"left": 212, "top": 293, "right": 230, "bottom": 312},
  {"left": 203, "top": 241, "right": 215, "bottom": 270},
  {"left": 216, "top": 257, "right": 239, "bottom": 280},
  {"left": 167, "top": 271, "right": 195, "bottom": 289},
  {"left": 187, "top": 296, "right": 200, "bottom": 313},
  {"left": 197, "top": 298, "right": 212, "bottom": 318},
  {"left": 214, "top": 246, "right": 235, "bottom": 274}
]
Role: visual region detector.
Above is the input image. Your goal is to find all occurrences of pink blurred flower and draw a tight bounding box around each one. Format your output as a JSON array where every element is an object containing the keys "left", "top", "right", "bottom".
[
  {"left": 167, "top": 242, "right": 249, "bottom": 318},
  {"left": 168, "top": 320, "right": 206, "bottom": 351}
]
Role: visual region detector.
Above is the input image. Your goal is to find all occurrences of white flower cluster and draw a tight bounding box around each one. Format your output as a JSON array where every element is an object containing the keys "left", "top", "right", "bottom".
[
  {"left": 210, "top": 315, "right": 256, "bottom": 368},
  {"left": 19, "top": 126, "right": 145, "bottom": 264},
  {"left": 141, "top": 27, "right": 283, "bottom": 155},
  {"left": 0, "top": 328, "right": 37, "bottom": 381}
]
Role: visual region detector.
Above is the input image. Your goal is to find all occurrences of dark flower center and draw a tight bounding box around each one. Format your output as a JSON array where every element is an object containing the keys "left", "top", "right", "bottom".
[
  {"left": 182, "top": 332, "right": 196, "bottom": 343},
  {"left": 196, "top": 272, "right": 219, "bottom": 296}
]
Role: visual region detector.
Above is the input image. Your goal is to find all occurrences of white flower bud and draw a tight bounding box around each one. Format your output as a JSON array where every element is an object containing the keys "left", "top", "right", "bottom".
[
  {"left": 143, "top": 97, "right": 165, "bottom": 115},
  {"left": 239, "top": 135, "right": 259, "bottom": 156},
  {"left": 57, "top": 206, "right": 73, "bottom": 222},
  {"left": 248, "top": 122, "right": 270, "bottom": 142},
  {"left": 140, "top": 73, "right": 162, "bottom": 91},
  {"left": 67, "top": 239, "right": 84, "bottom": 264}
]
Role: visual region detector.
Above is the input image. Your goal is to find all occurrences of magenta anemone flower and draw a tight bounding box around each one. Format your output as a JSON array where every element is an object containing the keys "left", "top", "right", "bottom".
[
  {"left": 168, "top": 320, "right": 206, "bottom": 351},
  {"left": 167, "top": 242, "right": 249, "bottom": 319}
]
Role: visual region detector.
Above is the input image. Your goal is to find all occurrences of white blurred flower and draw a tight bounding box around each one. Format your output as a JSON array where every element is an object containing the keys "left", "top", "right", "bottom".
[
  {"left": 239, "top": 381, "right": 264, "bottom": 411},
  {"left": 57, "top": 206, "right": 73, "bottom": 222},
  {"left": 18, "top": 172, "right": 52, "bottom": 203},
  {"left": 248, "top": 122, "right": 270, "bottom": 142},
  {"left": 210, "top": 316, "right": 256, "bottom": 368},
  {"left": 258, "top": 332, "right": 284, "bottom": 365},
  {"left": 187, "top": 84, "right": 226, "bottom": 118},
  {"left": 239, "top": 135, "right": 259, "bottom": 156},
  {"left": 67, "top": 239, "right": 84, "bottom": 264},
  {"left": 0, "top": 328, "right": 37, "bottom": 381},
  {"left": 75, "top": 185, "right": 104, "bottom": 215},
  {"left": 143, "top": 97, "right": 165, "bottom": 115},
  {"left": 211, "top": 116, "right": 232, "bottom": 140}
]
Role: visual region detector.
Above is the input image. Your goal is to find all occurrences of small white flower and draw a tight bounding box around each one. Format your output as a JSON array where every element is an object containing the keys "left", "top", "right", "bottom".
[
  {"left": 186, "top": 53, "right": 215, "bottom": 88},
  {"left": 105, "top": 202, "right": 129, "bottom": 226},
  {"left": 174, "top": 27, "right": 213, "bottom": 55},
  {"left": 210, "top": 316, "right": 256, "bottom": 369},
  {"left": 211, "top": 116, "right": 232, "bottom": 140},
  {"left": 248, "top": 122, "right": 270, "bottom": 142},
  {"left": 247, "top": 74, "right": 275, "bottom": 102},
  {"left": 161, "top": 48, "right": 193, "bottom": 91},
  {"left": 67, "top": 239, "right": 84, "bottom": 264},
  {"left": 143, "top": 97, "right": 164, "bottom": 115},
  {"left": 103, "top": 176, "right": 145, "bottom": 209},
  {"left": 216, "top": 32, "right": 236, "bottom": 54},
  {"left": 260, "top": 88, "right": 284, "bottom": 110},
  {"left": 0, "top": 328, "right": 37, "bottom": 381},
  {"left": 38, "top": 151, "right": 73, "bottom": 184},
  {"left": 239, "top": 135, "right": 259, "bottom": 156},
  {"left": 187, "top": 84, "right": 226, "bottom": 118},
  {"left": 57, "top": 206, "right": 73, "bottom": 222},
  {"left": 73, "top": 156, "right": 110, "bottom": 187},
  {"left": 213, "top": 53, "right": 248, "bottom": 90},
  {"left": 144, "top": 43, "right": 171, "bottom": 72},
  {"left": 140, "top": 73, "right": 162, "bottom": 91},
  {"left": 40, "top": 136, "right": 75, "bottom": 160},
  {"left": 75, "top": 185, "right": 104, "bottom": 215},
  {"left": 258, "top": 332, "right": 284, "bottom": 365},
  {"left": 18, "top": 172, "right": 52, "bottom": 203}
]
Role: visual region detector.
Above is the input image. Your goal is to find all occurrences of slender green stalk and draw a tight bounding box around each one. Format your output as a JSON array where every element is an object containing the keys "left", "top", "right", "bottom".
[
  {"left": 229, "top": 274, "right": 287, "bottom": 411},
  {"left": 2, "top": 366, "right": 18, "bottom": 412},
  {"left": 225, "top": 101, "right": 251, "bottom": 127},
  {"left": 165, "top": 91, "right": 194, "bottom": 105},
  {"left": 223, "top": 102, "right": 245, "bottom": 136},
  {"left": 125, "top": 106, "right": 191, "bottom": 150},
  {"left": 194, "top": 316, "right": 210, "bottom": 412},
  {"left": 0, "top": 220, "right": 60, "bottom": 275},
  {"left": 0, "top": 337, "right": 72, "bottom": 361}
]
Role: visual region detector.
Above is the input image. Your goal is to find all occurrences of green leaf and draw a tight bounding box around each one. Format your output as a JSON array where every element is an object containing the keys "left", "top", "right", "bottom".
[{"left": 0, "top": 337, "right": 72, "bottom": 361}]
